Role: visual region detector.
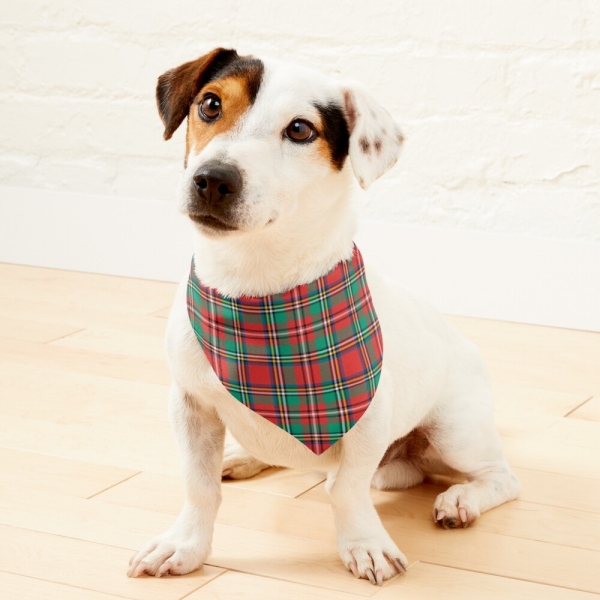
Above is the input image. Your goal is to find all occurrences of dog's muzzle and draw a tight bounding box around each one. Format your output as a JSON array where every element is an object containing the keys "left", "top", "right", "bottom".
[{"left": 188, "top": 160, "right": 243, "bottom": 231}]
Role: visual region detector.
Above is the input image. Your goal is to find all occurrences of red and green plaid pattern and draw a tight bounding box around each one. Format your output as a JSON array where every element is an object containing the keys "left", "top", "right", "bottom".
[{"left": 187, "top": 245, "right": 383, "bottom": 455}]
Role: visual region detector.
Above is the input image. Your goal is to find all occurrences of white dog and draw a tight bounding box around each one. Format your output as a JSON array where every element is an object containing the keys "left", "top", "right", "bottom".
[{"left": 128, "top": 48, "right": 520, "bottom": 585}]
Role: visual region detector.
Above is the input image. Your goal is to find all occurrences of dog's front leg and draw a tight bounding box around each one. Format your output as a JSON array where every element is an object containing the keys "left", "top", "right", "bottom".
[
  {"left": 328, "top": 415, "right": 408, "bottom": 585},
  {"left": 128, "top": 383, "right": 224, "bottom": 577}
]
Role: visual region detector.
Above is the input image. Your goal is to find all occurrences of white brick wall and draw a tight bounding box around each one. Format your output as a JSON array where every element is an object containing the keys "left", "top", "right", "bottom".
[{"left": 1, "top": 0, "right": 599, "bottom": 241}]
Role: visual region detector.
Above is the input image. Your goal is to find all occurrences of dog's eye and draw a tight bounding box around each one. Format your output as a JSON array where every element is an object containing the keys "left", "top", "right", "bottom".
[
  {"left": 284, "top": 119, "right": 315, "bottom": 143},
  {"left": 199, "top": 94, "right": 222, "bottom": 121}
]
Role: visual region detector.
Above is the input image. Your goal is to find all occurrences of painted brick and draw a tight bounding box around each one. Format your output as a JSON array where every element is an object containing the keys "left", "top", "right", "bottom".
[{"left": 1, "top": 0, "right": 599, "bottom": 242}]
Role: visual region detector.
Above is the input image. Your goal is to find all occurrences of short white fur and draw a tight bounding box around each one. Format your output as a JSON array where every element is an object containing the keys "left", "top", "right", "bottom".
[{"left": 128, "top": 53, "right": 520, "bottom": 585}]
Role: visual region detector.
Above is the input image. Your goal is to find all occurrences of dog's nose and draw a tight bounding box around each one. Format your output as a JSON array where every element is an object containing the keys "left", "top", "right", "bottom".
[{"left": 193, "top": 161, "right": 242, "bottom": 206}]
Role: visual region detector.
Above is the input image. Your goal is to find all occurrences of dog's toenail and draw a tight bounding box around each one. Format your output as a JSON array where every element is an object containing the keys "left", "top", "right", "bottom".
[
  {"left": 459, "top": 507, "right": 468, "bottom": 523},
  {"left": 436, "top": 510, "right": 446, "bottom": 521},
  {"left": 395, "top": 558, "right": 406, "bottom": 574}
]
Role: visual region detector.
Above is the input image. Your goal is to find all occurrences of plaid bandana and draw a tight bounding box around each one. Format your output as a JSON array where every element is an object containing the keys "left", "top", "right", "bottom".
[{"left": 187, "top": 245, "right": 383, "bottom": 454}]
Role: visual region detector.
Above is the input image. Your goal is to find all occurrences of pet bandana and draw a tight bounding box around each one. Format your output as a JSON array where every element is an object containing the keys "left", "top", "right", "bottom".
[{"left": 187, "top": 245, "right": 383, "bottom": 454}]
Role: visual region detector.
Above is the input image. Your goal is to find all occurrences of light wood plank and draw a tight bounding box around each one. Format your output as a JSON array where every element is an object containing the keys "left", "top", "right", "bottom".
[
  {"left": 0, "top": 263, "right": 177, "bottom": 316},
  {"left": 448, "top": 316, "right": 600, "bottom": 396},
  {"left": 0, "top": 525, "right": 223, "bottom": 600},
  {"left": 0, "top": 486, "right": 385, "bottom": 597},
  {"left": 388, "top": 514, "right": 600, "bottom": 593},
  {"left": 0, "top": 362, "right": 320, "bottom": 489},
  {"left": 475, "top": 499, "right": 600, "bottom": 551},
  {"left": 538, "top": 418, "right": 600, "bottom": 450},
  {"left": 0, "top": 361, "right": 178, "bottom": 474},
  {"left": 0, "top": 362, "right": 169, "bottom": 423},
  {"left": 0, "top": 572, "right": 125, "bottom": 600},
  {"left": 97, "top": 467, "right": 600, "bottom": 552},
  {"left": 94, "top": 471, "right": 600, "bottom": 590},
  {"left": 492, "top": 383, "right": 588, "bottom": 438},
  {"left": 514, "top": 467, "right": 600, "bottom": 514},
  {"left": 0, "top": 316, "right": 81, "bottom": 343},
  {"left": 298, "top": 484, "right": 600, "bottom": 592},
  {"left": 0, "top": 414, "right": 180, "bottom": 476},
  {"left": 502, "top": 437, "right": 600, "bottom": 479},
  {"left": 568, "top": 396, "right": 600, "bottom": 422},
  {"left": 0, "top": 337, "right": 170, "bottom": 385},
  {"left": 374, "top": 562, "right": 600, "bottom": 600},
  {"left": 0, "top": 447, "right": 137, "bottom": 499},
  {"left": 222, "top": 466, "right": 325, "bottom": 498},
  {"left": 209, "top": 525, "right": 384, "bottom": 596},
  {"left": 98, "top": 469, "right": 323, "bottom": 514},
  {"left": 2, "top": 263, "right": 600, "bottom": 599},
  {"left": 303, "top": 479, "right": 600, "bottom": 552},
  {"left": 51, "top": 323, "right": 167, "bottom": 361},
  {"left": 0, "top": 296, "right": 171, "bottom": 341},
  {"left": 191, "top": 570, "right": 367, "bottom": 600}
]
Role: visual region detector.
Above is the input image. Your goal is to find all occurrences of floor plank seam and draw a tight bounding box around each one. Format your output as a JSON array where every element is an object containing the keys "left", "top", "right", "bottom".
[
  {"left": 293, "top": 476, "right": 327, "bottom": 499},
  {"left": 500, "top": 498, "right": 600, "bottom": 517},
  {"left": 2, "top": 523, "right": 139, "bottom": 552},
  {"left": 43, "top": 327, "right": 87, "bottom": 345},
  {"left": 178, "top": 569, "right": 229, "bottom": 599},
  {"left": 201, "top": 563, "right": 376, "bottom": 597},
  {"left": 87, "top": 471, "right": 143, "bottom": 500},
  {"left": 418, "top": 559, "right": 600, "bottom": 594},
  {"left": 563, "top": 396, "right": 595, "bottom": 418},
  {"left": 0, "top": 568, "right": 134, "bottom": 600},
  {"left": 515, "top": 465, "right": 600, "bottom": 482}
]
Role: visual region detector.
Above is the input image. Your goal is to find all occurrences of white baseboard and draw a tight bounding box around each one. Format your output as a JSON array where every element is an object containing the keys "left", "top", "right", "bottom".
[{"left": 1, "top": 185, "right": 599, "bottom": 332}]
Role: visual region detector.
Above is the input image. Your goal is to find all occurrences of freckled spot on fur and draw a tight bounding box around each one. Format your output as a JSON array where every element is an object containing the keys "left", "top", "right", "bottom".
[
  {"left": 358, "top": 176, "right": 364, "bottom": 186},
  {"left": 359, "top": 137, "right": 371, "bottom": 154},
  {"left": 397, "top": 132, "right": 405, "bottom": 144},
  {"left": 374, "top": 139, "right": 382, "bottom": 154}
]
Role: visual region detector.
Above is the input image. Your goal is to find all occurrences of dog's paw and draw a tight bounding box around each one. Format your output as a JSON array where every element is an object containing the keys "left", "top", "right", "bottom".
[
  {"left": 338, "top": 536, "right": 407, "bottom": 585},
  {"left": 127, "top": 529, "right": 210, "bottom": 578},
  {"left": 222, "top": 441, "right": 270, "bottom": 480},
  {"left": 433, "top": 483, "right": 480, "bottom": 529}
]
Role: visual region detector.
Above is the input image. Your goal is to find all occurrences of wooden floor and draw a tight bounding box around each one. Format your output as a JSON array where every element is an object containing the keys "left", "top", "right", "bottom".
[{"left": 1, "top": 262, "right": 599, "bottom": 600}]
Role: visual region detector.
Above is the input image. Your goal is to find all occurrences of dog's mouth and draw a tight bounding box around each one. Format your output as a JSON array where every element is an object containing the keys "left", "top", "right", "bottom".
[{"left": 188, "top": 213, "right": 237, "bottom": 231}]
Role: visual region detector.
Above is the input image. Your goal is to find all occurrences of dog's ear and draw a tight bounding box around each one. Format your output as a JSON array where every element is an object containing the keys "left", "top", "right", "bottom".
[
  {"left": 341, "top": 82, "right": 404, "bottom": 189},
  {"left": 156, "top": 48, "right": 239, "bottom": 140}
]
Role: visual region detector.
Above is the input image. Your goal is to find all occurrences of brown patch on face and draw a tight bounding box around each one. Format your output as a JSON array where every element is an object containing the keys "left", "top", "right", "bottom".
[
  {"left": 378, "top": 427, "right": 430, "bottom": 468},
  {"left": 156, "top": 48, "right": 239, "bottom": 140},
  {"left": 187, "top": 75, "right": 254, "bottom": 155},
  {"left": 156, "top": 49, "right": 263, "bottom": 159},
  {"left": 359, "top": 136, "right": 371, "bottom": 154},
  {"left": 374, "top": 139, "right": 382, "bottom": 154}
]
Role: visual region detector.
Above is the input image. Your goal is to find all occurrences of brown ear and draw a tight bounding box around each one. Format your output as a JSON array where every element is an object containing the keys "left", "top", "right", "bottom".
[{"left": 156, "top": 48, "right": 239, "bottom": 140}]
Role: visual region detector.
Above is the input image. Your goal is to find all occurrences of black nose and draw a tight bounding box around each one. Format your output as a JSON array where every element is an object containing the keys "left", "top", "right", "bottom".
[{"left": 193, "top": 161, "right": 242, "bottom": 206}]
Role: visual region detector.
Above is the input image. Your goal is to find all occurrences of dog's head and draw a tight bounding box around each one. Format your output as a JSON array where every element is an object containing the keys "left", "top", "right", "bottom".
[{"left": 157, "top": 48, "right": 404, "bottom": 236}]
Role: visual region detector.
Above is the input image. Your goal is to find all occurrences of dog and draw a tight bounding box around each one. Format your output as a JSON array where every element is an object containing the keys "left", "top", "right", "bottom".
[{"left": 127, "top": 47, "right": 520, "bottom": 585}]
